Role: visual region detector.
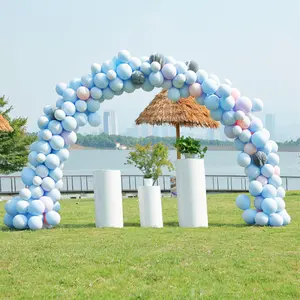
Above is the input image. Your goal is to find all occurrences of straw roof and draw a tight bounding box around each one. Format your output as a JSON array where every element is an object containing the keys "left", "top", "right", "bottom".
[
  {"left": 0, "top": 114, "right": 13, "bottom": 132},
  {"left": 135, "top": 89, "right": 219, "bottom": 128}
]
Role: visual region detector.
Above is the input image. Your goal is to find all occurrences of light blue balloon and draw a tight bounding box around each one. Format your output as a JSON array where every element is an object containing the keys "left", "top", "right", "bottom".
[
  {"left": 46, "top": 188, "right": 61, "bottom": 203},
  {"left": 63, "top": 88, "right": 78, "bottom": 102},
  {"left": 267, "top": 153, "right": 279, "bottom": 166},
  {"left": 261, "top": 184, "right": 277, "bottom": 199},
  {"left": 29, "top": 186, "right": 44, "bottom": 199},
  {"left": 255, "top": 212, "right": 269, "bottom": 226},
  {"left": 269, "top": 213, "right": 283, "bottom": 226},
  {"left": 86, "top": 98, "right": 100, "bottom": 113},
  {"left": 4, "top": 213, "right": 14, "bottom": 228},
  {"left": 179, "top": 84, "right": 190, "bottom": 98},
  {"left": 262, "top": 142, "right": 272, "bottom": 155},
  {"left": 196, "top": 93, "right": 206, "bottom": 106},
  {"left": 45, "top": 154, "right": 60, "bottom": 169},
  {"left": 275, "top": 197, "right": 285, "bottom": 212},
  {"left": 54, "top": 148, "right": 69, "bottom": 163},
  {"left": 222, "top": 111, "right": 236, "bottom": 126},
  {"left": 54, "top": 109, "right": 66, "bottom": 121},
  {"left": 13, "top": 214, "right": 28, "bottom": 230},
  {"left": 35, "top": 141, "right": 51, "bottom": 155},
  {"left": 75, "top": 100, "right": 87, "bottom": 113},
  {"left": 261, "top": 164, "right": 274, "bottom": 178},
  {"left": 49, "top": 168, "right": 63, "bottom": 182},
  {"left": 249, "top": 180, "right": 263, "bottom": 196},
  {"left": 242, "top": 208, "right": 257, "bottom": 225},
  {"left": 102, "top": 87, "right": 114, "bottom": 100},
  {"left": 101, "top": 60, "right": 116, "bottom": 74},
  {"left": 204, "top": 95, "right": 219, "bottom": 110},
  {"left": 251, "top": 131, "right": 268, "bottom": 149},
  {"left": 141, "top": 78, "right": 154, "bottom": 92},
  {"left": 129, "top": 57, "right": 141, "bottom": 71},
  {"left": 19, "top": 188, "right": 31, "bottom": 200},
  {"left": 277, "top": 186, "right": 285, "bottom": 198},
  {"left": 234, "top": 138, "right": 246, "bottom": 151},
  {"left": 116, "top": 64, "right": 132, "bottom": 80},
  {"left": 49, "top": 135, "right": 65, "bottom": 151},
  {"left": 237, "top": 152, "right": 251, "bottom": 167},
  {"left": 81, "top": 74, "right": 94, "bottom": 89},
  {"left": 140, "top": 62, "right": 151, "bottom": 75},
  {"left": 245, "top": 164, "right": 260, "bottom": 180},
  {"left": 28, "top": 151, "right": 39, "bottom": 167},
  {"left": 165, "top": 56, "right": 176, "bottom": 65},
  {"left": 254, "top": 196, "right": 264, "bottom": 210},
  {"left": 149, "top": 72, "right": 164, "bottom": 87},
  {"left": 162, "top": 64, "right": 177, "bottom": 80},
  {"left": 48, "top": 120, "right": 63, "bottom": 135},
  {"left": 224, "top": 126, "right": 235, "bottom": 139},
  {"left": 118, "top": 50, "right": 131, "bottom": 63},
  {"left": 56, "top": 83, "right": 68, "bottom": 96},
  {"left": 278, "top": 211, "right": 291, "bottom": 226},
  {"left": 167, "top": 87, "right": 180, "bottom": 102},
  {"left": 94, "top": 73, "right": 109, "bottom": 89},
  {"left": 62, "top": 116, "right": 77, "bottom": 132},
  {"left": 209, "top": 74, "right": 220, "bottom": 85},
  {"left": 209, "top": 108, "right": 223, "bottom": 121},
  {"left": 45, "top": 211, "right": 61, "bottom": 226},
  {"left": 268, "top": 175, "right": 282, "bottom": 188},
  {"left": 249, "top": 118, "right": 263, "bottom": 133},
  {"left": 91, "top": 63, "right": 101, "bottom": 75},
  {"left": 35, "top": 165, "right": 49, "bottom": 178},
  {"left": 21, "top": 167, "right": 36, "bottom": 186},
  {"left": 38, "top": 115, "right": 50, "bottom": 129},
  {"left": 185, "top": 70, "right": 197, "bottom": 84},
  {"left": 109, "top": 77, "right": 124, "bottom": 92},
  {"left": 61, "top": 102, "right": 76, "bottom": 116},
  {"left": 123, "top": 80, "right": 136, "bottom": 93},
  {"left": 5, "top": 198, "right": 20, "bottom": 216},
  {"left": 56, "top": 98, "right": 64, "bottom": 108},
  {"left": 68, "top": 78, "right": 82, "bottom": 90},
  {"left": 268, "top": 140, "right": 278, "bottom": 153},
  {"left": 74, "top": 112, "right": 88, "bottom": 127},
  {"left": 172, "top": 74, "right": 186, "bottom": 89},
  {"left": 88, "top": 112, "right": 101, "bottom": 127},
  {"left": 161, "top": 79, "right": 172, "bottom": 90},
  {"left": 42, "top": 177, "right": 55, "bottom": 191},
  {"left": 220, "top": 96, "right": 235, "bottom": 111},
  {"left": 28, "top": 216, "right": 43, "bottom": 230},
  {"left": 235, "top": 110, "right": 245, "bottom": 121},
  {"left": 90, "top": 87, "right": 103, "bottom": 100},
  {"left": 201, "top": 78, "right": 218, "bottom": 95},
  {"left": 38, "top": 129, "right": 52, "bottom": 141},
  {"left": 215, "top": 84, "right": 231, "bottom": 98},
  {"left": 175, "top": 62, "right": 187, "bottom": 74},
  {"left": 196, "top": 69, "right": 208, "bottom": 84},
  {"left": 236, "top": 194, "right": 251, "bottom": 210},
  {"left": 28, "top": 200, "right": 45, "bottom": 215},
  {"left": 239, "top": 130, "right": 252, "bottom": 143},
  {"left": 252, "top": 98, "right": 264, "bottom": 112},
  {"left": 53, "top": 201, "right": 61, "bottom": 212}
]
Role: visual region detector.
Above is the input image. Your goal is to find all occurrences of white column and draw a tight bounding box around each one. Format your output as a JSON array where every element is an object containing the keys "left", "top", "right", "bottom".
[
  {"left": 176, "top": 159, "right": 208, "bottom": 227},
  {"left": 138, "top": 186, "right": 163, "bottom": 228},
  {"left": 93, "top": 170, "right": 123, "bottom": 228}
]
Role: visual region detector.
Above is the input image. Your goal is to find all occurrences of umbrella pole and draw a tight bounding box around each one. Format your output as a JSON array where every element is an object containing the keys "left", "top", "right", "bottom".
[{"left": 176, "top": 124, "right": 181, "bottom": 159}]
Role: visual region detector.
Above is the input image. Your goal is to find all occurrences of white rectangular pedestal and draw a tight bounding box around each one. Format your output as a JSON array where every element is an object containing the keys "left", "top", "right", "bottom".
[
  {"left": 93, "top": 170, "right": 123, "bottom": 228},
  {"left": 138, "top": 186, "right": 163, "bottom": 228},
  {"left": 175, "top": 159, "right": 208, "bottom": 227}
]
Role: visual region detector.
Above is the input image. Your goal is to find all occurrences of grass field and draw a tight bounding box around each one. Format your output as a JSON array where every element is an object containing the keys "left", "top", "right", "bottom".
[{"left": 0, "top": 193, "right": 300, "bottom": 299}]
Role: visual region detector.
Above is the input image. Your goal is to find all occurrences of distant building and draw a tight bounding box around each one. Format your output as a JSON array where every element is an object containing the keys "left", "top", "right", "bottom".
[
  {"left": 152, "top": 126, "right": 162, "bottom": 137},
  {"left": 265, "top": 113, "right": 276, "bottom": 140},
  {"left": 103, "top": 111, "right": 118, "bottom": 135},
  {"left": 141, "top": 124, "right": 153, "bottom": 137},
  {"left": 206, "top": 128, "right": 215, "bottom": 140}
]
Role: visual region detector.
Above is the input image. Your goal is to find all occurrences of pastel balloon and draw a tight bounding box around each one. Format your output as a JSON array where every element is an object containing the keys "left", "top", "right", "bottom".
[
  {"left": 81, "top": 74, "right": 94, "bottom": 88},
  {"left": 175, "top": 62, "right": 187, "bottom": 74},
  {"left": 61, "top": 102, "right": 76, "bottom": 116},
  {"left": 255, "top": 212, "right": 269, "bottom": 226},
  {"left": 222, "top": 111, "right": 236, "bottom": 126},
  {"left": 235, "top": 110, "right": 245, "bottom": 121},
  {"left": 86, "top": 98, "right": 100, "bottom": 113},
  {"left": 54, "top": 148, "right": 69, "bottom": 163},
  {"left": 124, "top": 80, "right": 136, "bottom": 93},
  {"left": 224, "top": 126, "right": 235, "bottom": 139},
  {"left": 55, "top": 180, "right": 63, "bottom": 190},
  {"left": 54, "top": 109, "right": 66, "bottom": 121},
  {"left": 268, "top": 140, "right": 278, "bottom": 153},
  {"left": 56, "top": 98, "right": 64, "bottom": 108},
  {"left": 28, "top": 200, "right": 45, "bottom": 216},
  {"left": 102, "top": 87, "right": 115, "bottom": 99},
  {"left": 245, "top": 164, "right": 260, "bottom": 180},
  {"left": 261, "top": 184, "right": 277, "bottom": 199},
  {"left": 196, "top": 93, "right": 206, "bottom": 105},
  {"left": 196, "top": 69, "right": 208, "bottom": 83},
  {"left": 62, "top": 116, "right": 77, "bottom": 132},
  {"left": 204, "top": 95, "right": 219, "bottom": 110},
  {"left": 45, "top": 154, "right": 60, "bottom": 169},
  {"left": 173, "top": 74, "right": 186, "bottom": 89},
  {"left": 19, "top": 188, "right": 31, "bottom": 200},
  {"left": 69, "top": 78, "right": 81, "bottom": 90},
  {"left": 232, "top": 125, "right": 242, "bottom": 136},
  {"left": 220, "top": 96, "right": 235, "bottom": 111},
  {"left": 109, "top": 77, "right": 124, "bottom": 92},
  {"left": 256, "top": 175, "right": 268, "bottom": 186},
  {"left": 216, "top": 84, "right": 231, "bottom": 98},
  {"left": 236, "top": 116, "right": 251, "bottom": 129},
  {"left": 63, "top": 88, "right": 77, "bottom": 102},
  {"left": 251, "top": 131, "right": 268, "bottom": 149},
  {"left": 28, "top": 216, "right": 43, "bottom": 230},
  {"left": 179, "top": 84, "right": 190, "bottom": 98},
  {"left": 28, "top": 151, "right": 38, "bottom": 167},
  {"left": 252, "top": 98, "right": 264, "bottom": 112},
  {"left": 33, "top": 176, "right": 42, "bottom": 186},
  {"left": 201, "top": 78, "right": 218, "bottom": 95},
  {"left": 249, "top": 180, "right": 263, "bottom": 196},
  {"left": 185, "top": 70, "right": 197, "bottom": 85},
  {"left": 236, "top": 194, "right": 251, "bottom": 210},
  {"left": 234, "top": 138, "right": 246, "bottom": 151},
  {"left": 167, "top": 87, "right": 180, "bottom": 102},
  {"left": 91, "top": 63, "right": 101, "bottom": 75},
  {"left": 267, "top": 153, "right": 279, "bottom": 166},
  {"left": 234, "top": 97, "right": 252, "bottom": 113},
  {"left": 42, "top": 177, "right": 55, "bottom": 191},
  {"left": 101, "top": 59, "right": 116, "bottom": 73},
  {"left": 90, "top": 87, "right": 103, "bottom": 100},
  {"left": 278, "top": 211, "right": 291, "bottom": 225},
  {"left": 49, "top": 168, "right": 63, "bottom": 182},
  {"left": 4, "top": 213, "right": 14, "bottom": 228},
  {"left": 140, "top": 62, "right": 151, "bottom": 75},
  {"left": 209, "top": 108, "right": 223, "bottom": 121},
  {"left": 249, "top": 117, "right": 263, "bottom": 133},
  {"left": 56, "top": 82, "right": 68, "bottom": 96},
  {"left": 162, "top": 63, "right": 177, "bottom": 80},
  {"left": 242, "top": 208, "right": 257, "bottom": 225},
  {"left": 268, "top": 175, "right": 282, "bottom": 188},
  {"left": 261, "top": 164, "right": 274, "bottom": 178},
  {"left": 274, "top": 166, "right": 280, "bottom": 176},
  {"left": 36, "top": 141, "right": 51, "bottom": 155},
  {"left": 118, "top": 49, "right": 131, "bottom": 63},
  {"left": 254, "top": 196, "right": 264, "bottom": 210},
  {"left": 74, "top": 112, "right": 87, "bottom": 127},
  {"left": 49, "top": 135, "right": 65, "bottom": 150},
  {"left": 94, "top": 73, "right": 109, "bottom": 89},
  {"left": 88, "top": 112, "right": 101, "bottom": 127},
  {"left": 208, "top": 74, "right": 220, "bottom": 85},
  {"left": 21, "top": 167, "right": 36, "bottom": 186},
  {"left": 29, "top": 186, "right": 44, "bottom": 199},
  {"left": 237, "top": 152, "right": 251, "bottom": 167},
  {"left": 129, "top": 57, "right": 141, "bottom": 71},
  {"left": 36, "top": 153, "right": 46, "bottom": 163},
  {"left": 53, "top": 201, "right": 61, "bottom": 212},
  {"left": 38, "top": 129, "right": 52, "bottom": 141},
  {"left": 40, "top": 196, "right": 54, "bottom": 212},
  {"left": 38, "top": 115, "right": 50, "bottom": 129},
  {"left": 76, "top": 86, "right": 90, "bottom": 100},
  {"left": 5, "top": 198, "right": 20, "bottom": 216},
  {"left": 116, "top": 64, "right": 132, "bottom": 80},
  {"left": 13, "top": 214, "right": 28, "bottom": 230},
  {"left": 275, "top": 197, "right": 285, "bottom": 212},
  {"left": 46, "top": 188, "right": 61, "bottom": 203},
  {"left": 239, "top": 130, "right": 252, "bottom": 143},
  {"left": 149, "top": 71, "right": 164, "bottom": 87},
  {"left": 35, "top": 165, "right": 49, "bottom": 178},
  {"left": 261, "top": 197, "right": 277, "bottom": 214},
  {"left": 48, "top": 120, "right": 63, "bottom": 135},
  {"left": 61, "top": 131, "right": 77, "bottom": 146},
  {"left": 45, "top": 211, "right": 61, "bottom": 226},
  {"left": 244, "top": 142, "right": 257, "bottom": 155},
  {"left": 269, "top": 213, "right": 283, "bottom": 226}
]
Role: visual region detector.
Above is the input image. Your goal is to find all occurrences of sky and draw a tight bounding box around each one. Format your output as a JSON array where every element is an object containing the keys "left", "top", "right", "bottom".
[{"left": 0, "top": 0, "right": 299, "bottom": 141}]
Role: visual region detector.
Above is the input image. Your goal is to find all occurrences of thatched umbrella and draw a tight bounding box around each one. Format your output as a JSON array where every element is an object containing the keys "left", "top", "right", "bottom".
[
  {"left": 0, "top": 114, "right": 13, "bottom": 132},
  {"left": 135, "top": 89, "right": 219, "bottom": 159}
]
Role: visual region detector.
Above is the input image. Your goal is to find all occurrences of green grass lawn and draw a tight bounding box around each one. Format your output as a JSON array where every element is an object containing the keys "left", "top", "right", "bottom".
[{"left": 0, "top": 193, "right": 300, "bottom": 300}]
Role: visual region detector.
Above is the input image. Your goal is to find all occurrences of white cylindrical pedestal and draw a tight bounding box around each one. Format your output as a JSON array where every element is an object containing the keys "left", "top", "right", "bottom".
[
  {"left": 93, "top": 170, "right": 123, "bottom": 228},
  {"left": 176, "top": 159, "right": 208, "bottom": 227},
  {"left": 138, "top": 186, "right": 163, "bottom": 228}
]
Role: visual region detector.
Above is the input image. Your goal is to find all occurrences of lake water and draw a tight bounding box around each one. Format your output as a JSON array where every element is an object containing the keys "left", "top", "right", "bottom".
[{"left": 63, "top": 150, "right": 300, "bottom": 176}]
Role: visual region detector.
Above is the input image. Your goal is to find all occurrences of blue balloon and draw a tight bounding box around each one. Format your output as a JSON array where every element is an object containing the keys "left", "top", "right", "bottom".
[
  {"left": 141, "top": 78, "right": 154, "bottom": 92},
  {"left": 56, "top": 83, "right": 67, "bottom": 96},
  {"left": 63, "top": 88, "right": 78, "bottom": 102},
  {"left": 123, "top": 80, "right": 136, "bottom": 93},
  {"left": 61, "top": 102, "right": 76, "bottom": 116},
  {"left": 118, "top": 50, "right": 131, "bottom": 63},
  {"left": 46, "top": 211, "right": 61, "bottom": 226},
  {"left": 268, "top": 175, "right": 282, "bottom": 188},
  {"left": 46, "top": 188, "right": 61, "bottom": 203},
  {"left": 251, "top": 131, "right": 268, "bottom": 149},
  {"left": 56, "top": 97, "right": 64, "bottom": 108},
  {"left": 4, "top": 213, "right": 14, "bottom": 228},
  {"left": 254, "top": 196, "right": 264, "bottom": 210},
  {"left": 269, "top": 213, "right": 283, "bottom": 226},
  {"left": 74, "top": 112, "right": 88, "bottom": 127},
  {"left": 68, "top": 78, "right": 81, "bottom": 90},
  {"left": 90, "top": 87, "right": 103, "bottom": 100},
  {"left": 168, "top": 87, "right": 180, "bottom": 102},
  {"left": 38, "top": 115, "right": 50, "bottom": 130},
  {"left": 196, "top": 69, "right": 208, "bottom": 83},
  {"left": 53, "top": 201, "right": 61, "bottom": 212},
  {"left": 261, "top": 164, "right": 274, "bottom": 178},
  {"left": 88, "top": 112, "right": 101, "bottom": 127},
  {"left": 275, "top": 197, "right": 285, "bottom": 212},
  {"left": 261, "top": 184, "right": 277, "bottom": 199},
  {"left": 13, "top": 214, "right": 28, "bottom": 230},
  {"left": 28, "top": 151, "right": 39, "bottom": 167},
  {"left": 48, "top": 120, "right": 63, "bottom": 135},
  {"left": 28, "top": 216, "right": 43, "bottom": 230},
  {"left": 196, "top": 93, "right": 206, "bottom": 105},
  {"left": 175, "top": 62, "right": 187, "bottom": 74},
  {"left": 185, "top": 70, "right": 197, "bottom": 84},
  {"left": 255, "top": 212, "right": 269, "bottom": 225},
  {"left": 94, "top": 73, "right": 109, "bottom": 89},
  {"left": 220, "top": 96, "right": 235, "bottom": 111},
  {"left": 109, "top": 77, "right": 124, "bottom": 92},
  {"left": 179, "top": 84, "right": 190, "bottom": 98},
  {"left": 251, "top": 98, "right": 264, "bottom": 112},
  {"left": 249, "top": 117, "right": 263, "bottom": 133},
  {"left": 45, "top": 154, "right": 60, "bottom": 169},
  {"left": 278, "top": 211, "right": 291, "bottom": 226},
  {"left": 81, "top": 74, "right": 94, "bottom": 89},
  {"left": 35, "top": 165, "right": 49, "bottom": 178},
  {"left": 210, "top": 108, "right": 224, "bottom": 121},
  {"left": 239, "top": 130, "right": 252, "bottom": 143},
  {"left": 140, "top": 62, "right": 151, "bottom": 75},
  {"left": 41, "top": 177, "right": 55, "bottom": 192},
  {"left": 215, "top": 84, "right": 231, "bottom": 98},
  {"left": 28, "top": 200, "right": 45, "bottom": 215},
  {"left": 237, "top": 152, "right": 251, "bottom": 167},
  {"left": 87, "top": 98, "right": 101, "bottom": 113},
  {"left": 102, "top": 87, "right": 114, "bottom": 100},
  {"left": 236, "top": 194, "right": 251, "bottom": 210},
  {"left": 61, "top": 117, "right": 77, "bottom": 132},
  {"left": 245, "top": 164, "right": 260, "bottom": 180},
  {"left": 29, "top": 186, "right": 44, "bottom": 199},
  {"left": 54, "top": 148, "right": 69, "bottom": 163},
  {"left": 172, "top": 74, "right": 186, "bottom": 89},
  {"left": 91, "top": 63, "right": 101, "bottom": 75},
  {"left": 277, "top": 186, "right": 286, "bottom": 198},
  {"left": 249, "top": 180, "right": 263, "bottom": 196},
  {"left": 35, "top": 141, "right": 51, "bottom": 155},
  {"left": 162, "top": 79, "right": 173, "bottom": 90},
  {"left": 222, "top": 111, "right": 236, "bottom": 126},
  {"left": 49, "top": 168, "right": 63, "bottom": 182},
  {"left": 204, "top": 95, "right": 219, "bottom": 110},
  {"left": 267, "top": 153, "right": 279, "bottom": 166},
  {"left": 5, "top": 198, "right": 20, "bottom": 216},
  {"left": 49, "top": 135, "right": 65, "bottom": 151},
  {"left": 21, "top": 167, "right": 36, "bottom": 186},
  {"left": 38, "top": 129, "right": 52, "bottom": 141},
  {"left": 201, "top": 78, "right": 218, "bottom": 95},
  {"left": 242, "top": 208, "right": 257, "bottom": 225},
  {"left": 234, "top": 138, "right": 246, "bottom": 151},
  {"left": 129, "top": 57, "right": 141, "bottom": 71},
  {"left": 116, "top": 64, "right": 132, "bottom": 80},
  {"left": 101, "top": 60, "right": 117, "bottom": 74}
]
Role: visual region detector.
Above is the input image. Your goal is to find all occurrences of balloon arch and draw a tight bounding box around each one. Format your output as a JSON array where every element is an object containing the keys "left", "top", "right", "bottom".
[{"left": 3, "top": 50, "right": 291, "bottom": 230}]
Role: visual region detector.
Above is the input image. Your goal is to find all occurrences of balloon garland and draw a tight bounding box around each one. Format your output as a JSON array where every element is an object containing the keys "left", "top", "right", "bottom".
[{"left": 3, "top": 50, "right": 291, "bottom": 230}]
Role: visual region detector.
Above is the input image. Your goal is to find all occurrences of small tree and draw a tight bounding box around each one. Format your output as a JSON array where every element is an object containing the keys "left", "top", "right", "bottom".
[
  {"left": 0, "top": 96, "right": 36, "bottom": 174},
  {"left": 125, "top": 143, "right": 174, "bottom": 184}
]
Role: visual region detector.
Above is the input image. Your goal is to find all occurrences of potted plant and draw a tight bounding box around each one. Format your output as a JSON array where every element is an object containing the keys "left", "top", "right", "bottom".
[
  {"left": 125, "top": 143, "right": 174, "bottom": 186},
  {"left": 174, "top": 136, "right": 207, "bottom": 159}
]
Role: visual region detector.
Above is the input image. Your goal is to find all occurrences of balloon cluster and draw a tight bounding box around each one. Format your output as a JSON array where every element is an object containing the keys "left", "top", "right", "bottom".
[{"left": 3, "top": 50, "right": 290, "bottom": 229}]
